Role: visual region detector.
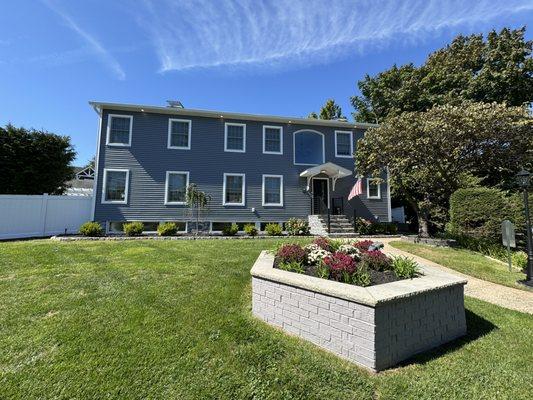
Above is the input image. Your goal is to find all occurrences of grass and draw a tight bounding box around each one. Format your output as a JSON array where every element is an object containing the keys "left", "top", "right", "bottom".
[
  {"left": 389, "top": 241, "right": 530, "bottom": 291},
  {"left": 0, "top": 239, "right": 531, "bottom": 399}
]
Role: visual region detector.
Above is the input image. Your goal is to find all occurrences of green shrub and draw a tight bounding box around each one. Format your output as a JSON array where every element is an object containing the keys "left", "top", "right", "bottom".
[
  {"left": 278, "top": 261, "right": 305, "bottom": 274},
  {"left": 222, "top": 223, "right": 238, "bottom": 236},
  {"left": 391, "top": 256, "right": 419, "bottom": 278},
  {"left": 316, "top": 262, "right": 330, "bottom": 279},
  {"left": 265, "top": 223, "right": 283, "bottom": 236},
  {"left": 123, "top": 221, "right": 144, "bottom": 236},
  {"left": 285, "top": 218, "right": 310, "bottom": 236},
  {"left": 512, "top": 251, "right": 528, "bottom": 271},
  {"left": 354, "top": 218, "right": 398, "bottom": 234},
  {"left": 244, "top": 224, "right": 258, "bottom": 236},
  {"left": 79, "top": 221, "right": 103, "bottom": 237},
  {"left": 157, "top": 222, "right": 177, "bottom": 236},
  {"left": 448, "top": 187, "right": 523, "bottom": 242},
  {"left": 351, "top": 268, "right": 371, "bottom": 287}
]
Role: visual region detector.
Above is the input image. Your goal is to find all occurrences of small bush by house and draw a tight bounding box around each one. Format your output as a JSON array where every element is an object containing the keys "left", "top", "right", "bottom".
[
  {"left": 354, "top": 217, "right": 398, "bottom": 235},
  {"left": 285, "top": 218, "right": 310, "bottom": 236},
  {"left": 222, "top": 223, "right": 239, "bottom": 236},
  {"left": 123, "top": 221, "right": 144, "bottom": 236},
  {"left": 265, "top": 223, "right": 283, "bottom": 236},
  {"left": 244, "top": 224, "right": 258, "bottom": 237},
  {"left": 79, "top": 221, "right": 103, "bottom": 237},
  {"left": 157, "top": 222, "right": 177, "bottom": 236}
]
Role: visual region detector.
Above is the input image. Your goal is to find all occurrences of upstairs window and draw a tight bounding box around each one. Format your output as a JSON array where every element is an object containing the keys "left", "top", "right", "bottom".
[
  {"left": 262, "top": 175, "right": 283, "bottom": 206},
  {"left": 224, "top": 123, "right": 246, "bottom": 152},
  {"left": 335, "top": 131, "right": 353, "bottom": 157},
  {"left": 294, "top": 130, "right": 324, "bottom": 165},
  {"left": 223, "top": 173, "right": 245, "bottom": 206},
  {"left": 165, "top": 171, "right": 189, "bottom": 204},
  {"left": 106, "top": 115, "right": 132, "bottom": 146},
  {"left": 367, "top": 178, "right": 381, "bottom": 199},
  {"left": 263, "top": 126, "right": 283, "bottom": 154},
  {"left": 102, "top": 169, "right": 129, "bottom": 204},
  {"left": 168, "top": 119, "right": 191, "bottom": 149}
]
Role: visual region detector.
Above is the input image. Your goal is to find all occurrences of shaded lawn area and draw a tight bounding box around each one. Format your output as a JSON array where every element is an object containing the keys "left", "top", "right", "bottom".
[
  {"left": 389, "top": 240, "right": 530, "bottom": 291},
  {"left": 0, "top": 239, "right": 531, "bottom": 400}
]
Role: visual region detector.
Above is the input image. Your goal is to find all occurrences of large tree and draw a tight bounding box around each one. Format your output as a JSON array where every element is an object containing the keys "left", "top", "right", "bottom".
[
  {"left": 355, "top": 102, "right": 533, "bottom": 237},
  {"left": 352, "top": 27, "right": 533, "bottom": 123},
  {"left": 309, "top": 99, "right": 346, "bottom": 120},
  {"left": 0, "top": 124, "right": 76, "bottom": 194}
]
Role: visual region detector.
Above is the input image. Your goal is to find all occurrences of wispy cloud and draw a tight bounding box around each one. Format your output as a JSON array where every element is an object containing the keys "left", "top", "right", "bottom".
[
  {"left": 42, "top": 0, "right": 126, "bottom": 79},
  {"left": 137, "top": 0, "right": 533, "bottom": 72}
]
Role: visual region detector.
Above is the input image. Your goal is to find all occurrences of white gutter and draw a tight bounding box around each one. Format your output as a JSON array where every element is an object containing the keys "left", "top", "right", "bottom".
[{"left": 88, "top": 101, "right": 378, "bottom": 130}]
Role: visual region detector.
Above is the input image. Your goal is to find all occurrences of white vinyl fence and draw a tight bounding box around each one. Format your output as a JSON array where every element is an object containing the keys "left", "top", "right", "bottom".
[{"left": 0, "top": 194, "right": 93, "bottom": 239}]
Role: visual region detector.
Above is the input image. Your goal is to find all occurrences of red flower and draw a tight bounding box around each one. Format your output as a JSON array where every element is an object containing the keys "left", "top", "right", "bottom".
[
  {"left": 323, "top": 252, "right": 357, "bottom": 280},
  {"left": 313, "top": 237, "right": 332, "bottom": 251},
  {"left": 353, "top": 240, "right": 374, "bottom": 252},
  {"left": 277, "top": 244, "right": 307, "bottom": 264}
]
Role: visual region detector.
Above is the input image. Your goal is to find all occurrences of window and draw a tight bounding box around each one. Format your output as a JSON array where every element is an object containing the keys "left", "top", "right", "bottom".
[
  {"left": 293, "top": 130, "right": 324, "bottom": 165},
  {"left": 263, "top": 126, "right": 283, "bottom": 154},
  {"left": 224, "top": 123, "right": 246, "bottom": 152},
  {"left": 168, "top": 119, "right": 191, "bottom": 149},
  {"left": 367, "top": 178, "right": 381, "bottom": 199},
  {"left": 102, "top": 169, "right": 129, "bottom": 204},
  {"left": 335, "top": 131, "right": 353, "bottom": 157},
  {"left": 223, "top": 173, "right": 245, "bottom": 205},
  {"left": 165, "top": 171, "right": 189, "bottom": 205},
  {"left": 106, "top": 114, "right": 132, "bottom": 146},
  {"left": 262, "top": 175, "right": 283, "bottom": 206}
]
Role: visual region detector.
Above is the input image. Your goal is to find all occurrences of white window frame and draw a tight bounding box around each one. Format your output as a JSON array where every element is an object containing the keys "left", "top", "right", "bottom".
[
  {"left": 367, "top": 178, "right": 381, "bottom": 199},
  {"left": 335, "top": 130, "right": 353, "bottom": 158},
  {"left": 262, "top": 125, "right": 283, "bottom": 155},
  {"left": 262, "top": 174, "right": 284, "bottom": 207},
  {"left": 167, "top": 119, "right": 191, "bottom": 150},
  {"left": 293, "top": 129, "right": 325, "bottom": 166},
  {"left": 106, "top": 114, "right": 133, "bottom": 146},
  {"left": 224, "top": 123, "right": 246, "bottom": 153},
  {"left": 164, "top": 171, "right": 190, "bottom": 205},
  {"left": 222, "top": 173, "right": 246, "bottom": 206},
  {"left": 101, "top": 168, "right": 130, "bottom": 204}
]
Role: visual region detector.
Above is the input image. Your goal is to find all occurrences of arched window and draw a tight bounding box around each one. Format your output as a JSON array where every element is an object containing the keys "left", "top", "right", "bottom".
[{"left": 293, "top": 130, "right": 324, "bottom": 165}]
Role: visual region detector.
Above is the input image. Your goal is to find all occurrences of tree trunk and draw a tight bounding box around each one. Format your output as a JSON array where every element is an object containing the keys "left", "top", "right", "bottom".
[{"left": 418, "top": 212, "right": 430, "bottom": 238}]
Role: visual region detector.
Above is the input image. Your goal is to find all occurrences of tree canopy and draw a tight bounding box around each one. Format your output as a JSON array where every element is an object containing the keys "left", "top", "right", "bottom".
[
  {"left": 355, "top": 102, "right": 533, "bottom": 237},
  {"left": 352, "top": 27, "right": 533, "bottom": 123},
  {"left": 308, "top": 99, "right": 345, "bottom": 120},
  {"left": 0, "top": 124, "right": 76, "bottom": 195}
]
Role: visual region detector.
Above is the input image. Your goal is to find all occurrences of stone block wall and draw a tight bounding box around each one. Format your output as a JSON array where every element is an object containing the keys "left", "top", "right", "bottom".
[{"left": 252, "top": 276, "right": 466, "bottom": 371}]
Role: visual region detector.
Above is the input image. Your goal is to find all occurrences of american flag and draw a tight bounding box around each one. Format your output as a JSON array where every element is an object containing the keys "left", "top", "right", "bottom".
[{"left": 348, "top": 178, "right": 363, "bottom": 200}]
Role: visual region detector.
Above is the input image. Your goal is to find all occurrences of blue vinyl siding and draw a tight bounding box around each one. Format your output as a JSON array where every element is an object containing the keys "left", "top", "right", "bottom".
[{"left": 93, "top": 109, "right": 389, "bottom": 224}]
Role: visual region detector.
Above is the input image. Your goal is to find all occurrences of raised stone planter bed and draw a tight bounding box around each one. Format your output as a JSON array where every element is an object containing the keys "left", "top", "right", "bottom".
[{"left": 251, "top": 251, "right": 467, "bottom": 372}]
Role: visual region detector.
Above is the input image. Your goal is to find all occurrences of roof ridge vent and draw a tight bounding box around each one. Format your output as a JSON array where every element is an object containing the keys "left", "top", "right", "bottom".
[{"left": 167, "top": 100, "right": 184, "bottom": 108}]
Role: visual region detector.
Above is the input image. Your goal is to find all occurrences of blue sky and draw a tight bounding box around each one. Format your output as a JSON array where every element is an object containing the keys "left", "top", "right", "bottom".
[{"left": 1, "top": 0, "right": 532, "bottom": 165}]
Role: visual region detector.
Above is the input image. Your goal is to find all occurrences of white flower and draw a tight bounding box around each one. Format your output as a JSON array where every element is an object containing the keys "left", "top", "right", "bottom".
[
  {"left": 307, "top": 248, "right": 331, "bottom": 264},
  {"left": 338, "top": 244, "right": 360, "bottom": 259}
]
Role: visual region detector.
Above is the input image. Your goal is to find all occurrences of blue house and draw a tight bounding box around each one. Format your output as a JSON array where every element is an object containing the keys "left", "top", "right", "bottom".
[{"left": 89, "top": 101, "right": 391, "bottom": 234}]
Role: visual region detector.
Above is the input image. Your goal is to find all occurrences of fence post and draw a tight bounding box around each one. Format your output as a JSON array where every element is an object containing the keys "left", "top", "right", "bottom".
[{"left": 40, "top": 193, "right": 49, "bottom": 236}]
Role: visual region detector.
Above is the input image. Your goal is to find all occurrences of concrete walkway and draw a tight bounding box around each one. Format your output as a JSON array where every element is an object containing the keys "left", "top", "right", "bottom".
[{"left": 379, "top": 238, "right": 533, "bottom": 315}]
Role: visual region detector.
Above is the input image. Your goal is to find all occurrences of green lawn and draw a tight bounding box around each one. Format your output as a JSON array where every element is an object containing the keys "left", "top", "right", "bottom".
[
  {"left": 389, "top": 241, "right": 530, "bottom": 291},
  {"left": 0, "top": 239, "right": 531, "bottom": 399}
]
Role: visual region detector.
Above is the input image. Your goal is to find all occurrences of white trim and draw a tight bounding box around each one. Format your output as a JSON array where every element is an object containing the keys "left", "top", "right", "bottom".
[
  {"left": 167, "top": 119, "right": 191, "bottom": 150},
  {"left": 312, "top": 177, "right": 330, "bottom": 211},
  {"left": 91, "top": 113, "right": 102, "bottom": 220},
  {"left": 101, "top": 169, "right": 130, "bottom": 204},
  {"left": 293, "top": 129, "right": 325, "bottom": 166},
  {"left": 262, "top": 175, "right": 284, "bottom": 207},
  {"left": 222, "top": 173, "right": 246, "bottom": 206},
  {"left": 366, "top": 178, "right": 381, "bottom": 199},
  {"left": 90, "top": 101, "right": 378, "bottom": 129},
  {"left": 262, "top": 125, "right": 283, "bottom": 155},
  {"left": 224, "top": 123, "right": 246, "bottom": 153},
  {"left": 106, "top": 114, "right": 132, "bottom": 146},
  {"left": 386, "top": 167, "right": 392, "bottom": 222},
  {"left": 334, "top": 130, "right": 353, "bottom": 158},
  {"left": 164, "top": 171, "right": 190, "bottom": 205}
]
